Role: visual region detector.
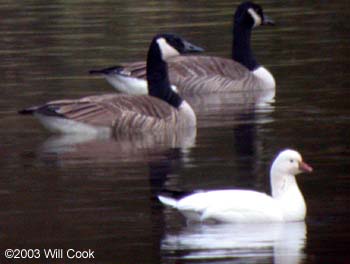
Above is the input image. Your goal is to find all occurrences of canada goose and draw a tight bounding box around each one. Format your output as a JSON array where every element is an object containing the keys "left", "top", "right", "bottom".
[
  {"left": 158, "top": 149, "right": 313, "bottom": 223},
  {"left": 18, "top": 34, "right": 203, "bottom": 134},
  {"left": 90, "top": 1, "right": 275, "bottom": 95}
]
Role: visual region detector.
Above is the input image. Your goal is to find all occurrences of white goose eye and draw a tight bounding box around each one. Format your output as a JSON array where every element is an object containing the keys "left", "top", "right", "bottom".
[{"left": 290, "top": 159, "right": 294, "bottom": 163}]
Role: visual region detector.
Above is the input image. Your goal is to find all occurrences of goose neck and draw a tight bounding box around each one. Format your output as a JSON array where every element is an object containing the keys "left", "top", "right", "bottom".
[
  {"left": 232, "top": 23, "right": 258, "bottom": 71},
  {"left": 270, "top": 169, "right": 301, "bottom": 200},
  {"left": 146, "top": 45, "right": 182, "bottom": 108}
]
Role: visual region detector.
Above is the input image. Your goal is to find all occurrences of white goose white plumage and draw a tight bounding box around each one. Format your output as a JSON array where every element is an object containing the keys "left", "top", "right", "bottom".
[{"left": 158, "top": 149, "right": 313, "bottom": 223}]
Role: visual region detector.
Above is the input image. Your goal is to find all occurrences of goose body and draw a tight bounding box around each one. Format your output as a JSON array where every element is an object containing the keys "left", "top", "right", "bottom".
[
  {"left": 19, "top": 34, "right": 203, "bottom": 134},
  {"left": 158, "top": 150, "right": 313, "bottom": 223},
  {"left": 90, "top": 2, "right": 275, "bottom": 95},
  {"left": 20, "top": 94, "right": 195, "bottom": 134}
]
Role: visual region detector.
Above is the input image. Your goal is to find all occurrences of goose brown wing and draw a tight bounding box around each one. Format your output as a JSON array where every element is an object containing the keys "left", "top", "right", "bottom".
[
  {"left": 32, "top": 94, "right": 174, "bottom": 128},
  {"left": 119, "top": 56, "right": 252, "bottom": 93},
  {"left": 167, "top": 56, "right": 254, "bottom": 93},
  {"left": 168, "top": 55, "right": 250, "bottom": 80},
  {"left": 119, "top": 55, "right": 250, "bottom": 80},
  {"left": 119, "top": 61, "right": 148, "bottom": 79}
]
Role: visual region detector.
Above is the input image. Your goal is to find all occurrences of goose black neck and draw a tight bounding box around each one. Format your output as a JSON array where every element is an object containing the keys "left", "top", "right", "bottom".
[
  {"left": 147, "top": 42, "right": 183, "bottom": 108},
  {"left": 232, "top": 22, "right": 259, "bottom": 71}
]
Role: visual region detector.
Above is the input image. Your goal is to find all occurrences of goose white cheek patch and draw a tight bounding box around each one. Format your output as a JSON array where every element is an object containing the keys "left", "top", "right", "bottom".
[
  {"left": 247, "top": 8, "right": 262, "bottom": 27},
  {"left": 157, "top": 38, "right": 180, "bottom": 60}
]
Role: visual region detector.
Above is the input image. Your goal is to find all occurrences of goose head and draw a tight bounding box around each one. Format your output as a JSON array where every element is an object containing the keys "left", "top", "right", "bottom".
[
  {"left": 147, "top": 34, "right": 203, "bottom": 108},
  {"left": 270, "top": 149, "right": 313, "bottom": 200},
  {"left": 153, "top": 33, "right": 204, "bottom": 60},
  {"left": 234, "top": 1, "right": 274, "bottom": 29},
  {"left": 271, "top": 149, "right": 313, "bottom": 176}
]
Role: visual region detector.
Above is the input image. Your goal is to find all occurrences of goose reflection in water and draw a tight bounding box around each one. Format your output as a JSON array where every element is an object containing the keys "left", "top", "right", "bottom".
[
  {"left": 161, "top": 221, "right": 306, "bottom": 264},
  {"left": 184, "top": 87, "right": 275, "bottom": 128},
  {"left": 38, "top": 127, "right": 196, "bottom": 164},
  {"left": 38, "top": 86, "right": 274, "bottom": 162}
]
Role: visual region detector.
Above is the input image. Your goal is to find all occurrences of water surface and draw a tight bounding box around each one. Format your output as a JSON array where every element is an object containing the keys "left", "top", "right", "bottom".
[{"left": 1, "top": 1, "right": 350, "bottom": 263}]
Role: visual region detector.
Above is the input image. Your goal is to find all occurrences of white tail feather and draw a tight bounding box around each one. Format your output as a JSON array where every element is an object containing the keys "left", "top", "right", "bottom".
[{"left": 158, "top": 195, "right": 178, "bottom": 208}]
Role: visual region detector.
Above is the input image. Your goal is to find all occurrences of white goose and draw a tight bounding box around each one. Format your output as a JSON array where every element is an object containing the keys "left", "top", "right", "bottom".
[
  {"left": 158, "top": 149, "right": 313, "bottom": 223},
  {"left": 90, "top": 1, "right": 275, "bottom": 94}
]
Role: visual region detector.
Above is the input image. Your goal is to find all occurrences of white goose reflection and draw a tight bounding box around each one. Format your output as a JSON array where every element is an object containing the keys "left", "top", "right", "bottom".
[{"left": 161, "top": 221, "right": 306, "bottom": 264}]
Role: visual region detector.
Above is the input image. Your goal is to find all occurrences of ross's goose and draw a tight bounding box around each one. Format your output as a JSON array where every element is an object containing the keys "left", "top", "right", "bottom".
[{"left": 158, "top": 149, "right": 313, "bottom": 223}]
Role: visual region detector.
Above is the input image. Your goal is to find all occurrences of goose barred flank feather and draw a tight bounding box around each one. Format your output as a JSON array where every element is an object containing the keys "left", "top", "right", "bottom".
[
  {"left": 116, "top": 56, "right": 264, "bottom": 94},
  {"left": 28, "top": 94, "right": 191, "bottom": 133}
]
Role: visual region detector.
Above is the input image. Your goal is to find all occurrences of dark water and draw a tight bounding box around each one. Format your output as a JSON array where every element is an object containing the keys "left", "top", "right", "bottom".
[{"left": 1, "top": 1, "right": 350, "bottom": 263}]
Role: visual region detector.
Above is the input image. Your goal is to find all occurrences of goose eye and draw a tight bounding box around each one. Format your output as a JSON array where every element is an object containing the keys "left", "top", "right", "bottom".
[{"left": 290, "top": 159, "right": 294, "bottom": 163}]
